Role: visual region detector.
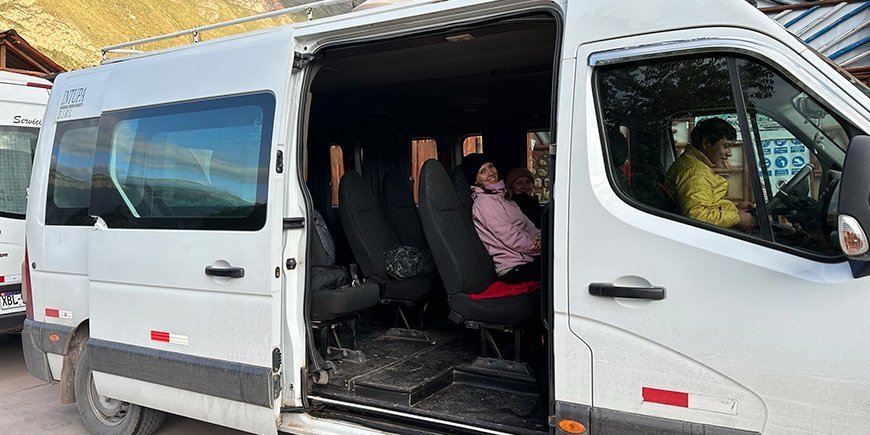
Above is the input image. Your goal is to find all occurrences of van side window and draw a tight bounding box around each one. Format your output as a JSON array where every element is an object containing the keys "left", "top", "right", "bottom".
[
  {"left": 462, "top": 135, "right": 483, "bottom": 156},
  {"left": 0, "top": 126, "right": 38, "bottom": 218},
  {"left": 527, "top": 130, "right": 551, "bottom": 204},
  {"left": 596, "top": 54, "right": 852, "bottom": 258},
  {"left": 90, "top": 93, "right": 275, "bottom": 230},
  {"left": 329, "top": 144, "right": 344, "bottom": 206},
  {"left": 411, "top": 138, "right": 437, "bottom": 203},
  {"left": 46, "top": 119, "right": 99, "bottom": 226}
]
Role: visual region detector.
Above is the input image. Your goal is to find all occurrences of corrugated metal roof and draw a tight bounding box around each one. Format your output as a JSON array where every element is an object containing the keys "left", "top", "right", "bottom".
[{"left": 759, "top": 0, "right": 869, "bottom": 69}]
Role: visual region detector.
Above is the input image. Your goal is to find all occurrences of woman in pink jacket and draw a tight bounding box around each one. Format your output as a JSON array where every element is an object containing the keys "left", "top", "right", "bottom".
[{"left": 462, "top": 153, "right": 541, "bottom": 283}]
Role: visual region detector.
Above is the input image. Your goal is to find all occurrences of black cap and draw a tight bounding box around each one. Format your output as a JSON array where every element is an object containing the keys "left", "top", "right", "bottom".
[{"left": 461, "top": 153, "right": 488, "bottom": 186}]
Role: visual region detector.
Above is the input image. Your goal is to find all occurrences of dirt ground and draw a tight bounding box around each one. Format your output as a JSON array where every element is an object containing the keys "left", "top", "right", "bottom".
[{"left": 0, "top": 333, "right": 245, "bottom": 434}]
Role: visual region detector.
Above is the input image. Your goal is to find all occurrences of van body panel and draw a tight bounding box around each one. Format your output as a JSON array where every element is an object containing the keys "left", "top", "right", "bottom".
[
  {"left": 0, "top": 72, "right": 49, "bottom": 332},
  {"left": 26, "top": 70, "right": 110, "bottom": 338},
  {"left": 93, "top": 371, "right": 278, "bottom": 435},
  {"left": 562, "top": 0, "right": 804, "bottom": 56},
  {"left": 564, "top": 26, "right": 870, "bottom": 434}
]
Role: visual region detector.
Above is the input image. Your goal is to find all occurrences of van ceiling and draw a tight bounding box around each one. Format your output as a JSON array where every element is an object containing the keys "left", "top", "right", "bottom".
[
  {"left": 308, "top": 15, "right": 557, "bottom": 133},
  {"left": 311, "top": 16, "right": 557, "bottom": 93}
]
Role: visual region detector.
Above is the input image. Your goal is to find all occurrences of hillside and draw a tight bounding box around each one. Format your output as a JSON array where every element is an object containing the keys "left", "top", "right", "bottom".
[{"left": 0, "top": 0, "right": 353, "bottom": 70}]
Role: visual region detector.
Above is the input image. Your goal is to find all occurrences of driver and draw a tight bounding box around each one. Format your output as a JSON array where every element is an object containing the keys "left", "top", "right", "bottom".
[{"left": 665, "top": 118, "right": 754, "bottom": 231}]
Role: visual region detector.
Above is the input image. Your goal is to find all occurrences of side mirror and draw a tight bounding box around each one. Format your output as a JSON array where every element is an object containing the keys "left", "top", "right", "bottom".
[
  {"left": 837, "top": 135, "right": 870, "bottom": 264},
  {"left": 793, "top": 93, "right": 826, "bottom": 122}
]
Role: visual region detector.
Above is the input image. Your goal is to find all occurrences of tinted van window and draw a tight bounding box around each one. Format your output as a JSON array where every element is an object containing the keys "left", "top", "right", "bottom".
[
  {"left": 90, "top": 93, "right": 275, "bottom": 230},
  {"left": 47, "top": 119, "right": 99, "bottom": 226},
  {"left": 596, "top": 54, "right": 854, "bottom": 258},
  {"left": 0, "top": 126, "right": 38, "bottom": 218}
]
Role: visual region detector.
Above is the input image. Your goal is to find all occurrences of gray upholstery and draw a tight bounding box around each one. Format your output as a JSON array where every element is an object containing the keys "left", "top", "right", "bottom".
[
  {"left": 380, "top": 169, "right": 428, "bottom": 249},
  {"left": 451, "top": 165, "right": 474, "bottom": 218},
  {"left": 340, "top": 170, "right": 439, "bottom": 304},
  {"left": 339, "top": 171, "right": 401, "bottom": 277},
  {"left": 310, "top": 278, "right": 379, "bottom": 322},
  {"left": 382, "top": 276, "right": 440, "bottom": 301},
  {"left": 448, "top": 292, "right": 540, "bottom": 325},
  {"left": 309, "top": 219, "right": 331, "bottom": 266},
  {"left": 418, "top": 160, "right": 495, "bottom": 296}
]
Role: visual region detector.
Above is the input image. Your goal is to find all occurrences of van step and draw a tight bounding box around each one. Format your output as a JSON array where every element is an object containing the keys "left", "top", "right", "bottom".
[
  {"left": 353, "top": 368, "right": 453, "bottom": 406},
  {"left": 413, "top": 381, "right": 545, "bottom": 433},
  {"left": 350, "top": 338, "right": 477, "bottom": 405}
]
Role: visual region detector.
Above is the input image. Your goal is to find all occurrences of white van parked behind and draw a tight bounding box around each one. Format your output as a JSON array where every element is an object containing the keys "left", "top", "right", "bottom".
[
  {"left": 0, "top": 71, "right": 49, "bottom": 333},
  {"left": 21, "top": 0, "right": 870, "bottom": 434}
]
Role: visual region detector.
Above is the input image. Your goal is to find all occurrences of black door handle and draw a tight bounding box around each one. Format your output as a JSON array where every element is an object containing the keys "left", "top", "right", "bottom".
[
  {"left": 589, "top": 283, "right": 665, "bottom": 300},
  {"left": 205, "top": 265, "right": 245, "bottom": 278}
]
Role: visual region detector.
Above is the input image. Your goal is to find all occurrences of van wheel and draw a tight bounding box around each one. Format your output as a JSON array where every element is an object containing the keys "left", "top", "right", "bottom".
[{"left": 74, "top": 347, "right": 166, "bottom": 435}]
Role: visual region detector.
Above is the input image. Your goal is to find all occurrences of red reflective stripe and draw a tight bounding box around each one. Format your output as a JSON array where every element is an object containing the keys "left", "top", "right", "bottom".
[
  {"left": 642, "top": 387, "right": 689, "bottom": 407},
  {"left": 0, "top": 276, "right": 5, "bottom": 283},
  {"left": 45, "top": 308, "right": 59, "bottom": 318},
  {"left": 26, "top": 82, "right": 52, "bottom": 89},
  {"left": 150, "top": 330, "right": 170, "bottom": 342}
]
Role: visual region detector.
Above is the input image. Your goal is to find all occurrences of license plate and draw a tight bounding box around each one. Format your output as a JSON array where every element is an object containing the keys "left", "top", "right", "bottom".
[{"left": 0, "top": 290, "right": 23, "bottom": 311}]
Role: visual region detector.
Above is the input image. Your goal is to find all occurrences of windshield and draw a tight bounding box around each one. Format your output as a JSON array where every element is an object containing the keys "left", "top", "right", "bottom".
[{"left": 0, "top": 126, "right": 39, "bottom": 218}]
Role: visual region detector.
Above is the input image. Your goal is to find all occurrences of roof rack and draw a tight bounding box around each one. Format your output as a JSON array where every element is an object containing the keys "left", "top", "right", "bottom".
[{"left": 100, "top": 0, "right": 351, "bottom": 61}]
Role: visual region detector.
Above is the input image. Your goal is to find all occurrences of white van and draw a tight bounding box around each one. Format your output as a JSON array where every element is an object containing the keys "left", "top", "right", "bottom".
[
  {"left": 20, "top": 0, "right": 870, "bottom": 434},
  {"left": 0, "top": 71, "right": 49, "bottom": 333}
]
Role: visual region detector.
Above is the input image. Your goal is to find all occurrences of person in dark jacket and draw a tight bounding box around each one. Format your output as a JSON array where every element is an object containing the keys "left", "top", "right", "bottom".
[{"left": 505, "top": 167, "right": 541, "bottom": 228}]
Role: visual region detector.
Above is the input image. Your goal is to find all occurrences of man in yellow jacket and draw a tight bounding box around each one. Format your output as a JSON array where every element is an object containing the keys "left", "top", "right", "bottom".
[{"left": 665, "top": 118, "right": 754, "bottom": 231}]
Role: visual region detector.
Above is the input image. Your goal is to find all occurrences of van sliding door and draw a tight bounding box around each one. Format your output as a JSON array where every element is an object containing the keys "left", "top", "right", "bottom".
[{"left": 85, "top": 30, "right": 297, "bottom": 434}]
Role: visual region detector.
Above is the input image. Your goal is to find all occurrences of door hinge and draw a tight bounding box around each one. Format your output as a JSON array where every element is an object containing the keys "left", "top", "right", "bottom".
[
  {"left": 276, "top": 149, "right": 284, "bottom": 173},
  {"left": 272, "top": 348, "right": 282, "bottom": 372},
  {"left": 549, "top": 143, "right": 557, "bottom": 156},
  {"left": 272, "top": 372, "right": 282, "bottom": 400},
  {"left": 293, "top": 52, "right": 313, "bottom": 70}
]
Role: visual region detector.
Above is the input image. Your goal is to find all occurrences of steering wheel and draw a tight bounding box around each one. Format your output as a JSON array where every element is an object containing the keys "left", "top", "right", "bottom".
[{"left": 767, "top": 164, "right": 813, "bottom": 213}]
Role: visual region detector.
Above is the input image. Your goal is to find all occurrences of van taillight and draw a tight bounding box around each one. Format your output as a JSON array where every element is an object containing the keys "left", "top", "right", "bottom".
[
  {"left": 22, "top": 244, "right": 33, "bottom": 320},
  {"left": 26, "top": 82, "right": 52, "bottom": 89}
]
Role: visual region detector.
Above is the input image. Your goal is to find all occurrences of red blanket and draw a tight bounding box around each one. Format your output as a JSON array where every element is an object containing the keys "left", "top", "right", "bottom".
[{"left": 468, "top": 280, "right": 540, "bottom": 300}]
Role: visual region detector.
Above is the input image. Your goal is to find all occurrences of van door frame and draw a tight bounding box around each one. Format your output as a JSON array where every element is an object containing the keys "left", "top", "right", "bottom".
[{"left": 291, "top": 0, "right": 567, "bottom": 428}]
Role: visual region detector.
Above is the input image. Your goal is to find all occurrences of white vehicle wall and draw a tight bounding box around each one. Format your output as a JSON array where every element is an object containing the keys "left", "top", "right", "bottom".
[
  {"left": 20, "top": 0, "right": 870, "bottom": 434},
  {"left": 0, "top": 71, "right": 49, "bottom": 333}
]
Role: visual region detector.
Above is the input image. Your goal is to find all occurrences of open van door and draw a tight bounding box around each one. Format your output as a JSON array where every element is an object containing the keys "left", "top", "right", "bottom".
[
  {"left": 81, "top": 29, "right": 297, "bottom": 434},
  {"left": 564, "top": 23, "right": 870, "bottom": 434}
]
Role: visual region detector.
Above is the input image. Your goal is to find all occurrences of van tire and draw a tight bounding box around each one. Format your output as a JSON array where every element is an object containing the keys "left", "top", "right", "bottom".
[{"left": 74, "top": 347, "right": 166, "bottom": 435}]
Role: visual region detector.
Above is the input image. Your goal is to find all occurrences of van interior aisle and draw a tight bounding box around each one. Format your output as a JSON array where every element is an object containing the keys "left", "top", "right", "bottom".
[{"left": 302, "top": 13, "right": 558, "bottom": 433}]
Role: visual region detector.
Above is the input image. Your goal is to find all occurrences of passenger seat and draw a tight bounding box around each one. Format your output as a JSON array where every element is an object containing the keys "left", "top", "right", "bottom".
[
  {"left": 308, "top": 212, "right": 379, "bottom": 362},
  {"left": 418, "top": 160, "right": 539, "bottom": 366},
  {"left": 339, "top": 171, "right": 439, "bottom": 340},
  {"left": 451, "top": 165, "right": 474, "bottom": 217},
  {"left": 380, "top": 169, "right": 428, "bottom": 249}
]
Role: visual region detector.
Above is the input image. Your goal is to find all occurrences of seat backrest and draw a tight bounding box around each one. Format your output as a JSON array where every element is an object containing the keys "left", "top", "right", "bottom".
[
  {"left": 451, "top": 165, "right": 474, "bottom": 217},
  {"left": 380, "top": 169, "right": 428, "bottom": 249},
  {"left": 309, "top": 209, "right": 333, "bottom": 266},
  {"left": 419, "top": 160, "right": 495, "bottom": 295},
  {"left": 339, "top": 171, "right": 401, "bottom": 277}
]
